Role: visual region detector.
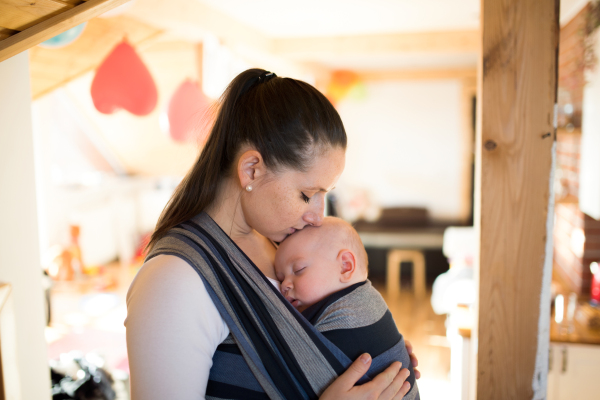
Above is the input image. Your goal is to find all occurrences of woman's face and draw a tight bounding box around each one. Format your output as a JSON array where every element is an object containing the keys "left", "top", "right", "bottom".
[{"left": 241, "top": 147, "right": 346, "bottom": 243}]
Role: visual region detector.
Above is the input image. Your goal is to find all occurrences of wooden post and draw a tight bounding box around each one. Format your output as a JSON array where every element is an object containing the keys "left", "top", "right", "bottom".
[{"left": 475, "top": 0, "right": 559, "bottom": 399}]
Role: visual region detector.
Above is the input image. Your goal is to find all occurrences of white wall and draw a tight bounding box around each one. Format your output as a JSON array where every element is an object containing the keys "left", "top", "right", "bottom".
[
  {"left": 31, "top": 91, "right": 179, "bottom": 267},
  {"left": 337, "top": 79, "right": 470, "bottom": 221},
  {"left": 580, "top": 34, "right": 600, "bottom": 220},
  {"left": 0, "top": 52, "right": 51, "bottom": 400}
]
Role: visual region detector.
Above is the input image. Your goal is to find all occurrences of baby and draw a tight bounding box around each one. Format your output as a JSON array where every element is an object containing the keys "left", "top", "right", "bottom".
[{"left": 275, "top": 217, "right": 419, "bottom": 399}]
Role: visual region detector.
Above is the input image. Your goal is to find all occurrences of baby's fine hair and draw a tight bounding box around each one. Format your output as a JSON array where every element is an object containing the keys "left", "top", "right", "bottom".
[{"left": 321, "top": 217, "right": 369, "bottom": 278}]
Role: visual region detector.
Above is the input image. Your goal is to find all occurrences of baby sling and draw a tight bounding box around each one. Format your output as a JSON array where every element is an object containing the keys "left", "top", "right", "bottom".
[{"left": 146, "top": 212, "right": 408, "bottom": 400}]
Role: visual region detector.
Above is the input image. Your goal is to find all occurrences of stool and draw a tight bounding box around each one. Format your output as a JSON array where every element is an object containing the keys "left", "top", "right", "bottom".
[{"left": 386, "top": 249, "right": 426, "bottom": 299}]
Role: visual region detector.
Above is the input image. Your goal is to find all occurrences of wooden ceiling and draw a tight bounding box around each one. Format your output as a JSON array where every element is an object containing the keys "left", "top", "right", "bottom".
[
  {"left": 0, "top": 0, "right": 131, "bottom": 62},
  {"left": 29, "top": 15, "right": 162, "bottom": 99}
]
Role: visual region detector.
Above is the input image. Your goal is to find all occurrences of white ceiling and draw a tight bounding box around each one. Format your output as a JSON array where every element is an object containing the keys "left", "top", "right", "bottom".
[
  {"left": 196, "top": 0, "right": 588, "bottom": 38},
  {"left": 197, "top": 0, "right": 480, "bottom": 38},
  {"left": 126, "top": 0, "right": 589, "bottom": 72}
]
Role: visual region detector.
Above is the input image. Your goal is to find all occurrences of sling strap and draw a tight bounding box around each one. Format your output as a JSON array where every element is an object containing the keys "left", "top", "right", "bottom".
[{"left": 146, "top": 212, "right": 351, "bottom": 399}]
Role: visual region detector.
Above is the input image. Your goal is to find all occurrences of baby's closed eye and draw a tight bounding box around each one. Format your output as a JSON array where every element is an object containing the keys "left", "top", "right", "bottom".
[{"left": 293, "top": 266, "right": 306, "bottom": 275}]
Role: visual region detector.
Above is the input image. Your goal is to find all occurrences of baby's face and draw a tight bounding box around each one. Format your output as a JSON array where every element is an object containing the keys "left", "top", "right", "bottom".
[{"left": 275, "top": 227, "right": 344, "bottom": 311}]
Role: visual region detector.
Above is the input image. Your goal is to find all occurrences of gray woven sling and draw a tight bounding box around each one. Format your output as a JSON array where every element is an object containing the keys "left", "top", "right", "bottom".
[{"left": 146, "top": 212, "right": 416, "bottom": 400}]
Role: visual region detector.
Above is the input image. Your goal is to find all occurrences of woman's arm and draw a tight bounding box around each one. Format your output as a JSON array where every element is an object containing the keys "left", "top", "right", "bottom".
[{"left": 125, "top": 255, "right": 229, "bottom": 400}]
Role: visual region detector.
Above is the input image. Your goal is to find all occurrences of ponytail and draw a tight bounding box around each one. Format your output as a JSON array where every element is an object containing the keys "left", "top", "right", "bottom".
[{"left": 147, "top": 68, "right": 346, "bottom": 251}]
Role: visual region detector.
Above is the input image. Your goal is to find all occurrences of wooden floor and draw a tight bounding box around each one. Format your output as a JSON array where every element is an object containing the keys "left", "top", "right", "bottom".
[{"left": 374, "top": 282, "right": 452, "bottom": 382}]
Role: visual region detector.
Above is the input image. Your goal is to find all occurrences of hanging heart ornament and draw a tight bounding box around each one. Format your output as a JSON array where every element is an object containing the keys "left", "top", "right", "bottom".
[{"left": 91, "top": 39, "right": 158, "bottom": 116}]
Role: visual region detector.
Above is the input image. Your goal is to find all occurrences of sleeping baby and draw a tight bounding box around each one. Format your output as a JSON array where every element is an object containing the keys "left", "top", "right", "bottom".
[{"left": 275, "top": 217, "right": 419, "bottom": 399}]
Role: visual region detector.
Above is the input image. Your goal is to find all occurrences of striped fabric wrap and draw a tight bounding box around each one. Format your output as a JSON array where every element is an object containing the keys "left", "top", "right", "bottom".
[
  {"left": 146, "top": 212, "right": 414, "bottom": 399},
  {"left": 306, "top": 282, "right": 420, "bottom": 400}
]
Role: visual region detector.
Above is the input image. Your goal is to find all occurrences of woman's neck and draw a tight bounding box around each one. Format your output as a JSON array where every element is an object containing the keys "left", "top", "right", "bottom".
[
  {"left": 206, "top": 177, "right": 252, "bottom": 241},
  {"left": 206, "top": 177, "right": 277, "bottom": 280}
]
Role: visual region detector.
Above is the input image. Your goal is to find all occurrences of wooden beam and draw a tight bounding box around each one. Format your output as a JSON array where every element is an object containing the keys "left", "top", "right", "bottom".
[
  {"left": 357, "top": 68, "right": 476, "bottom": 82},
  {"left": 475, "top": 0, "right": 558, "bottom": 399},
  {"left": 0, "top": 0, "right": 131, "bottom": 63},
  {"left": 56, "top": 0, "right": 90, "bottom": 5},
  {"left": 0, "top": 0, "right": 76, "bottom": 31},
  {"left": 0, "top": 27, "right": 18, "bottom": 40},
  {"left": 127, "top": 0, "right": 272, "bottom": 54},
  {"left": 272, "top": 30, "right": 479, "bottom": 58}
]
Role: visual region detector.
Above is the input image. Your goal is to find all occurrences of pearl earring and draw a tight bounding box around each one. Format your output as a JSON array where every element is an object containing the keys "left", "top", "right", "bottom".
[{"left": 246, "top": 184, "right": 253, "bottom": 192}]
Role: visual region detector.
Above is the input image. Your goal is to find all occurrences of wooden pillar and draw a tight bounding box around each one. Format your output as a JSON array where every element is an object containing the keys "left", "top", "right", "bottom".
[{"left": 475, "top": 0, "right": 559, "bottom": 399}]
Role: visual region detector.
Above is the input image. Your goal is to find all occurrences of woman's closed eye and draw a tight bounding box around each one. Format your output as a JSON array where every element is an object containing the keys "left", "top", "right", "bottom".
[{"left": 301, "top": 192, "right": 311, "bottom": 203}]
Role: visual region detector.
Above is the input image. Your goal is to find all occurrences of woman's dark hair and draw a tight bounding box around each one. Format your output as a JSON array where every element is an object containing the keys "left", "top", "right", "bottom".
[{"left": 147, "top": 68, "right": 347, "bottom": 251}]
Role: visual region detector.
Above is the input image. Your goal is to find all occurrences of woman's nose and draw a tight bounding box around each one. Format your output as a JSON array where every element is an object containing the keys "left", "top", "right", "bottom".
[{"left": 303, "top": 195, "right": 325, "bottom": 227}]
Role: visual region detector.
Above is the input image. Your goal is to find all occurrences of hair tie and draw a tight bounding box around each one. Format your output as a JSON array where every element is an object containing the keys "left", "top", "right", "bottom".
[
  {"left": 240, "top": 71, "right": 277, "bottom": 96},
  {"left": 257, "top": 71, "right": 277, "bottom": 83}
]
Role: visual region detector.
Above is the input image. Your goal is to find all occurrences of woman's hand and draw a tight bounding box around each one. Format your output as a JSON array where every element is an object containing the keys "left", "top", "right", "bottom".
[
  {"left": 320, "top": 354, "right": 411, "bottom": 400},
  {"left": 405, "top": 340, "right": 421, "bottom": 380}
]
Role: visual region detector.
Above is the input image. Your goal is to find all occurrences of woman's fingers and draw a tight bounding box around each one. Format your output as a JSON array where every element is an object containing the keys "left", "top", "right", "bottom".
[
  {"left": 333, "top": 353, "right": 373, "bottom": 391},
  {"left": 360, "top": 361, "right": 402, "bottom": 399},
  {"left": 392, "top": 381, "right": 412, "bottom": 400},
  {"left": 405, "top": 340, "right": 418, "bottom": 368},
  {"left": 409, "top": 353, "right": 418, "bottom": 368},
  {"left": 405, "top": 339, "right": 420, "bottom": 380},
  {"left": 378, "top": 367, "right": 410, "bottom": 400}
]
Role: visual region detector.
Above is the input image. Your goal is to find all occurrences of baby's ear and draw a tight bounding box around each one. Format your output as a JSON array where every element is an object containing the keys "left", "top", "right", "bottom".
[{"left": 338, "top": 250, "right": 356, "bottom": 283}]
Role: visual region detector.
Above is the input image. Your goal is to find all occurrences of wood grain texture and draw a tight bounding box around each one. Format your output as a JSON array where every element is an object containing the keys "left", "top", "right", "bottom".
[
  {"left": 28, "top": 15, "right": 162, "bottom": 99},
  {"left": 0, "top": 27, "right": 19, "bottom": 40},
  {"left": 0, "top": 0, "right": 74, "bottom": 31},
  {"left": 54, "top": 0, "right": 88, "bottom": 5},
  {"left": 357, "top": 68, "right": 476, "bottom": 82},
  {"left": 0, "top": 0, "right": 131, "bottom": 63},
  {"left": 476, "top": 0, "right": 559, "bottom": 399},
  {"left": 273, "top": 30, "right": 479, "bottom": 58}
]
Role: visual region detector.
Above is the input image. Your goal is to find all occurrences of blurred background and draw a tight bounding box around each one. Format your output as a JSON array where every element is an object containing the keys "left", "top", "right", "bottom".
[{"left": 2, "top": 0, "right": 600, "bottom": 399}]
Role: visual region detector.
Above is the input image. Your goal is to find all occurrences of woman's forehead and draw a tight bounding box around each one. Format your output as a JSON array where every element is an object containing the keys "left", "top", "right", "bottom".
[{"left": 287, "top": 150, "right": 345, "bottom": 188}]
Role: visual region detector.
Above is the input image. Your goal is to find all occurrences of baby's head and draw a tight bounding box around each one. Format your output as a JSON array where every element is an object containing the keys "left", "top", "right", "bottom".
[{"left": 275, "top": 216, "right": 368, "bottom": 311}]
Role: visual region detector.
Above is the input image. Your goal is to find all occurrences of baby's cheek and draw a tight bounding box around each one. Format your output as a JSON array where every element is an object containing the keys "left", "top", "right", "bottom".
[{"left": 296, "top": 281, "right": 318, "bottom": 303}]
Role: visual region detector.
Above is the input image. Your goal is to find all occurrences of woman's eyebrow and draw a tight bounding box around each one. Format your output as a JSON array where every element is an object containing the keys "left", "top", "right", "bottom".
[{"left": 306, "top": 186, "right": 335, "bottom": 192}]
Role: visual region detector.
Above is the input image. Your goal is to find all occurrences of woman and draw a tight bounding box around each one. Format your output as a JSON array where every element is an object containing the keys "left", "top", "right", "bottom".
[{"left": 126, "top": 69, "right": 419, "bottom": 399}]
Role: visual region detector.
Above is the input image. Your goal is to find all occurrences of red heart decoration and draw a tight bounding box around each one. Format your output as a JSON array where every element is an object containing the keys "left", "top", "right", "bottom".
[
  {"left": 166, "top": 79, "right": 212, "bottom": 143},
  {"left": 91, "top": 39, "right": 158, "bottom": 116}
]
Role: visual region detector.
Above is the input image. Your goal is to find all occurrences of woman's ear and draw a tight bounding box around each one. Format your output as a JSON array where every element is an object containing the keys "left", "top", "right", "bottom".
[
  {"left": 237, "top": 149, "right": 266, "bottom": 189},
  {"left": 338, "top": 249, "right": 357, "bottom": 283}
]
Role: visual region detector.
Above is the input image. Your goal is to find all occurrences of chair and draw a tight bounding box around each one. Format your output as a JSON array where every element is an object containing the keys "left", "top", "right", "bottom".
[{"left": 386, "top": 250, "right": 426, "bottom": 299}]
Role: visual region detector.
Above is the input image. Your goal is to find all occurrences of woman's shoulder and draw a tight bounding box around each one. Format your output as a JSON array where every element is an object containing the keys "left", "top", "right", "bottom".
[
  {"left": 126, "top": 254, "right": 217, "bottom": 323},
  {"left": 127, "top": 255, "right": 200, "bottom": 299},
  {"left": 125, "top": 257, "right": 230, "bottom": 399},
  {"left": 125, "top": 254, "right": 229, "bottom": 338}
]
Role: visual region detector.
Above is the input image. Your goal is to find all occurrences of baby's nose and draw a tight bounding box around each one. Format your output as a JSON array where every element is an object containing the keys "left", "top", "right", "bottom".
[{"left": 281, "top": 279, "right": 292, "bottom": 293}]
